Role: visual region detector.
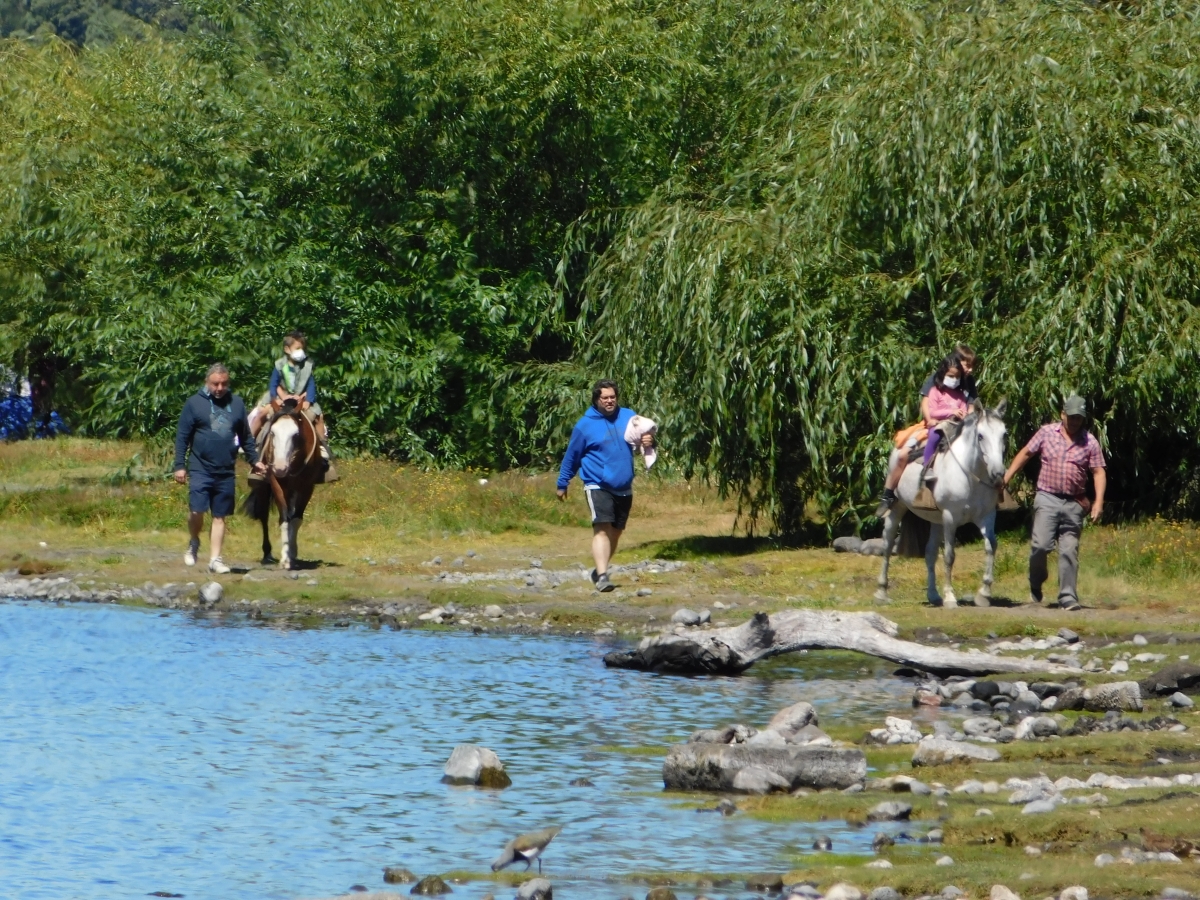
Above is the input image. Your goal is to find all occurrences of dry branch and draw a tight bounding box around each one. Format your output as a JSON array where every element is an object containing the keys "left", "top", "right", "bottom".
[{"left": 603, "top": 609, "right": 1079, "bottom": 677}]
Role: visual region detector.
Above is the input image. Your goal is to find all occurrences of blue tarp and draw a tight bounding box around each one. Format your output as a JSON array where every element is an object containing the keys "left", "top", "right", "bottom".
[{"left": 0, "top": 394, "right": 70, "bottom": 440}]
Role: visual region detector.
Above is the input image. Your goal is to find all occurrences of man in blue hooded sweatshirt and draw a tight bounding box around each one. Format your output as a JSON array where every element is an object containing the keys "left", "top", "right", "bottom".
[{"left": 557, "top": 379, "right": 655, "bottom": 592}]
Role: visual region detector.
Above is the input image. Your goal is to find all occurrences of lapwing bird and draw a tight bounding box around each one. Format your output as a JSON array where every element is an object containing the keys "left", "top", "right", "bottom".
[{"left": 491, "top": 826, "right": 562, "bottom": 873}]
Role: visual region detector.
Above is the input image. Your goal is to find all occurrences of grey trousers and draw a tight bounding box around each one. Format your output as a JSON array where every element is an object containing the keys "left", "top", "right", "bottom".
[{"left": 1030, "top": 491, "right": 1085, "bottom": 602}]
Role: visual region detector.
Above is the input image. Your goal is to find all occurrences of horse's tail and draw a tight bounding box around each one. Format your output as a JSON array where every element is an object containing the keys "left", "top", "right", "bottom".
[{"left": 241, "top": 480, "right": 269, "bottom": 521}]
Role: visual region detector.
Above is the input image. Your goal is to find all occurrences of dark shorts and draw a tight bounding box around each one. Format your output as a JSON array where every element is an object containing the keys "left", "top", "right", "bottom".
[
  {"left": 585, "top": 487, "right": 633, "bottom": 530},
  {"left": 189, "top": 471, "right": 236, "bottom": 518}
]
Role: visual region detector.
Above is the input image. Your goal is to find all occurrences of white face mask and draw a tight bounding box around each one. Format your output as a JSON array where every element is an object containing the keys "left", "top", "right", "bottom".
[
  {"left": 289, "top": 349, "right": 307, "bottom": 364},
  {"left": 943, "top": 376, "right": 960, "bottom": 389}
]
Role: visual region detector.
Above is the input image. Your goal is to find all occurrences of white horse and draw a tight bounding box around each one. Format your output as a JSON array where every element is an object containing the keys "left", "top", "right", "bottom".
[{"left": 875, "top": 400, "right": 1008, "bottom": 608}]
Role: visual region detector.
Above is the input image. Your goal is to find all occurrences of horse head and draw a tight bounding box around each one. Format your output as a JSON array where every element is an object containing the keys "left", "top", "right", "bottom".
[
  {"left": 963, "top": 398, "right": 1007, "bottom": 488},
  {"left": 266, "top": 409, "right": 303, "bottom": 478}
]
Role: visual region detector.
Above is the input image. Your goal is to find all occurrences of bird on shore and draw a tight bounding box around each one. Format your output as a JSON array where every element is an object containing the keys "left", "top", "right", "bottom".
[
  {"left": 812, "top": 836, "right": 832, "bottom": 851},
  {"left": 491, "top": 826, "right": 563, "bottom": 873}
]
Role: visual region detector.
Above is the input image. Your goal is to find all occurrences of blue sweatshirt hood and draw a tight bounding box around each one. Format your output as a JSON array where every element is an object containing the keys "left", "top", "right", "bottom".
[{"left": 557, "top": 405, "right": 637, "bottom": 493}]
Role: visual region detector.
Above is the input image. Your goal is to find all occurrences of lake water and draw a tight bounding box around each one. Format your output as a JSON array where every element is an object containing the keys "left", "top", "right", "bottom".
[{"left": 0, "top": 602, "right": 921, "bottom": 900}]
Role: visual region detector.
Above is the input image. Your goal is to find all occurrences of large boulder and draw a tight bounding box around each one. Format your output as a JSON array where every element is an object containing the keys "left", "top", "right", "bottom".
[
  {"left": 912, "top": 737, "right": 1001, "bottom": 766},
  {"left": 732, "top": 765, "right": 791, "bottom": 794},
  {"left": 663, "top": 742, "right": 867, "bottom": 792},
  {"left": 441, "top": 745, "right": 512, "bottom": 788},
  {"left": 766, "top": 701, "right": 819, "bottom": 740},
  {"left": 1083, "top": 682, "right": 1142, "bottom": 713},
  {"left": 1140, "top": 663, "right": 1200, "bottom": 696}
]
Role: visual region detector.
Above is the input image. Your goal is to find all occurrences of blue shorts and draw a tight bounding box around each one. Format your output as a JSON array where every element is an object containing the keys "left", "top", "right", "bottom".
[{"left": 189, "top": 471, "right": 236, "bottom": 518}]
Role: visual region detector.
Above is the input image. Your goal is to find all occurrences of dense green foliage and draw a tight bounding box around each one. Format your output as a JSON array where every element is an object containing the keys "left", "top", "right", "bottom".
[
  {"left": 3, "top": 0, "right": 1200, "bottom": 530},
  {"left": 0, "top": 0, "right": 188, "bottom": 44}
]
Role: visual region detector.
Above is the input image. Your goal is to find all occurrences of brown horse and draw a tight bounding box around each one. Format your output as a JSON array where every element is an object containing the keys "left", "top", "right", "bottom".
[{"left": 242, "top": 401, "right": 323, "bottom": 569}]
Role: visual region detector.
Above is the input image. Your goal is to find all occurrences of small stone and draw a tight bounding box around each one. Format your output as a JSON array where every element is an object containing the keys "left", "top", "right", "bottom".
[
  {"left": 484, "top": 605, "right": 504, "bottom": 618},
  {"left": 516, "top": 878, "right": 552, "bottom": 900},
  {"left": 466, "top": 549, "right": 476, "bottom": 558},
  {"left": 569, "top": 777, "right": 594, "bottom": 787},
  {"left": 867, "top": 801, "right": 913, "bottom": 821},
  {"left": 976, "top": 808, "right": 994, "bottom": 817},
  {"left": 1058, "top": 628, "right": 1080, "bottom": 643},
  {"left": 935, "top": 855, "right": 954, "bottom": 866},
  {"left": 1170, "top": 692, "right": 1194, "bottom": 708},
  {"left": 824, "top": 885, "right": 864, "bottom": 900},
  {"left": 1093, "top": 853, "right": 1114, "bottom": 867},
  {"left": 1134, "top": 634, "right": 1149, "bottom": 646},
  {"left": 746, "top": 874, "right": 785, "bottom": 892},
  {"left": 410, "top": 875, "right": 452, "bottom": 895},
  {"left": 451, "top": 557, "right": 464, "bottom": 567},
  {"left": 1059, "top": 889, "right": 1088, "bottom": 900},
  {"left": 198, "top": 582, "right": 223, "bottom": 605},
  {"left": 868, "top": 890, "right": 902, "bottom": 900},
  {"left": 943, "top": 888, "right": 964, "bottom": 900},
  {"left": 636, "top": 588, "right": 653, "bottom": 597},
  {"left": 529, "top": 558, "right": 542, "bottom": 568},
  {"left": 925, "top": 828, "right": 944, "bottom": 843},
  {"left": 671, "top": 608, "right": 702, "bottom": 626},
  {"left": 991, "top": 887, "right": 1021, "bottom": 900},
  {"left": 1110, "top": 660, "right": 1130, "bottom": 674},
  {"left": 1025, "top": 846, "right": 1043, "bottom": 857},
  {"left": 441, "top": 744, "right": 511, "bottom": 788},
  {"left": 833, "top": 536, "right": 864, "bottom": 553},
  {"left": 1161, "top": 890, "right": 1195, "bottom": 900},
  {"left": 645, "top": 889, "right": 678, "bottom": 900},
  {"left": 865, "top": 860, "right": 893, "bottom": 869},
  {"left": 384, "top": 867, "right": 417, "bottom": 884}
]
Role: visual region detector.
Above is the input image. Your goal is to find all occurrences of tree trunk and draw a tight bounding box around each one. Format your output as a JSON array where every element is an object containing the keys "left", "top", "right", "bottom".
[{"left": 603, "top": 609, "right": 1079, "bottom": 677}]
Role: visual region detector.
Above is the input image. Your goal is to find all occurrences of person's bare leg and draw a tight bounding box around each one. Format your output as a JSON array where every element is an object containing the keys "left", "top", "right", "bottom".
[
  {"left": 209, "top": 517, "right": 226, "bottom": 562},
  {"left": 188, "top": 511, "right": 204, "bottom": 542},
  {"left": 592, "top": 523, "right": 620, "bottom": 575}
]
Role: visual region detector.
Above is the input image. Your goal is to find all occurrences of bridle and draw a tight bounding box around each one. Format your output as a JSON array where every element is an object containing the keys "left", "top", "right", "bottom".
[{"left": 946, "top": 413, "right": 1005, "bottom": 490}]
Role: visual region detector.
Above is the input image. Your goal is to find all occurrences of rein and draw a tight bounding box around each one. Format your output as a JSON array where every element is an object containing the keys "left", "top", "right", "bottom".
[{"left": 946, "top": 417, "right": 1002, "bottom": 489}]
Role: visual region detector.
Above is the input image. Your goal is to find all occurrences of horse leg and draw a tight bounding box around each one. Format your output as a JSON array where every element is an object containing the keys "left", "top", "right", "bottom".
[
  {"left": 287, "top": 516, "right": 300, "bottom": 565},
  {"left": 875, "top": 507, "right": 904, "bottom": 603},
  {"left": 976, "top": 512, "right": 997, "bottom": 608},
  {"left": 925, "top": 522, "right": 944, "bottom": 606},
  {"left": 941, "top": 512, "right": 958, "bottom": 608},
  {"left": 259, "top": 489, "right": 276, "bottom": 565},
  {"left": 279, "top": 512, "right": 293, "bottom": 570}
]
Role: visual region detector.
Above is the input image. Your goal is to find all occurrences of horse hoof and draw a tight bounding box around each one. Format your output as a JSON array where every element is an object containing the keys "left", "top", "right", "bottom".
[
  {"left": 973, "top": 593, "right": 991, "bottom": 608},
  {"left": 944, "top": 594, "right": 958, "bottom": 609},
  {"left": 874, "top": 588, "right": 890, "bottom": 603},
  {"left": 262, "top": 555, "right": 278, "bottom": 566}
]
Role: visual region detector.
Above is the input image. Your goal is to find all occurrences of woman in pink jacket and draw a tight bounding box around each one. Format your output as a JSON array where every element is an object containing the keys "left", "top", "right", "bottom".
[{"left": 876, "top": 353, "right": 970, "bottom": 514}]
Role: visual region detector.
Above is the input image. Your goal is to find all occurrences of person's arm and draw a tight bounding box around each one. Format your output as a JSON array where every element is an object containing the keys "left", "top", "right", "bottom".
[
  {"left": 305, "top": 376, "right": 317, "bottom": 405},
  {"left": 1090, "top": 467, "right": 1106, "bottom": 522},
  {"left": 269, "top": 367, "right": 282, "bottom": 398},
  {"left": 237, "top": 405, "right": 261, "bottom": 468},
  {"left": 556, "top": 426, "right": 585, "bottom": 498},
  {"left": 1002, "top": 443, "right": 1036, "bottom": 490},
  {"left": 173, "top": 402, "right": 194, "bottom": 483},
  {"left": 919, "top": 396, "right": 930, "bottom": 423}
]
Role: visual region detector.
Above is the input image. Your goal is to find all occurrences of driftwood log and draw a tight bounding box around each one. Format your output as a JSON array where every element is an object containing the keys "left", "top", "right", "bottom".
[{"left": 603, "top": 609, "right": 1080, "bottom": 677}]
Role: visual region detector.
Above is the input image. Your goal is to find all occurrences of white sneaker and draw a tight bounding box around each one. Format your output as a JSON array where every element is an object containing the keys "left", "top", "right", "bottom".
[
  {"left": 208, "top": 557, "right": 231, "bottom": 575},
  {"left": 184, "top": 539, "right": 199, "bottom": 567}
]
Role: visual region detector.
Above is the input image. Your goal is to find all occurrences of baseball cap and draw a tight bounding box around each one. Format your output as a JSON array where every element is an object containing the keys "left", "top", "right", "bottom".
[{"left": 1062, "top": 394, "right": 1087, "bottom": 416}]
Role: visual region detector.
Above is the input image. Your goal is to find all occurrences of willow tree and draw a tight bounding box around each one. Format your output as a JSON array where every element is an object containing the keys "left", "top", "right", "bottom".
[{"left": 585, "top": 0, "right": 1200, "bottom": 532}]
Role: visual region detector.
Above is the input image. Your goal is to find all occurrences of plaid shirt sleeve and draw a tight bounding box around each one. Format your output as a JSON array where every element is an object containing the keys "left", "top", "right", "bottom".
[
  {"left": 1023, "top": 424, "right": 1049, "bottom": 457},
  {"left": 1086, "top": 434, "right": 1106, "bottom": 469}
]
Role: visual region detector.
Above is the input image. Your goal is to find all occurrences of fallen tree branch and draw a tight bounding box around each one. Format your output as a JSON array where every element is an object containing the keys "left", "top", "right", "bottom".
[{"left": 603, "top": 610, "right": 1080, "bottom": 677}]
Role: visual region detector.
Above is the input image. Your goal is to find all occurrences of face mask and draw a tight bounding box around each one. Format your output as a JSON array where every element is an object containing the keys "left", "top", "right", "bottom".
[
  {"left": 943, "top": 376, "right": 960, "bottom": 389},
  {"left": 289, "top": 349, "right": 307, "bottom": 364}
]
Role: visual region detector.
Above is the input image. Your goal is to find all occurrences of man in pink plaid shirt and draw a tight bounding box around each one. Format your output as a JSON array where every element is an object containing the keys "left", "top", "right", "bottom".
[{"left": 1002, "top": 394, "right": 1107, "bottom": 611}]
